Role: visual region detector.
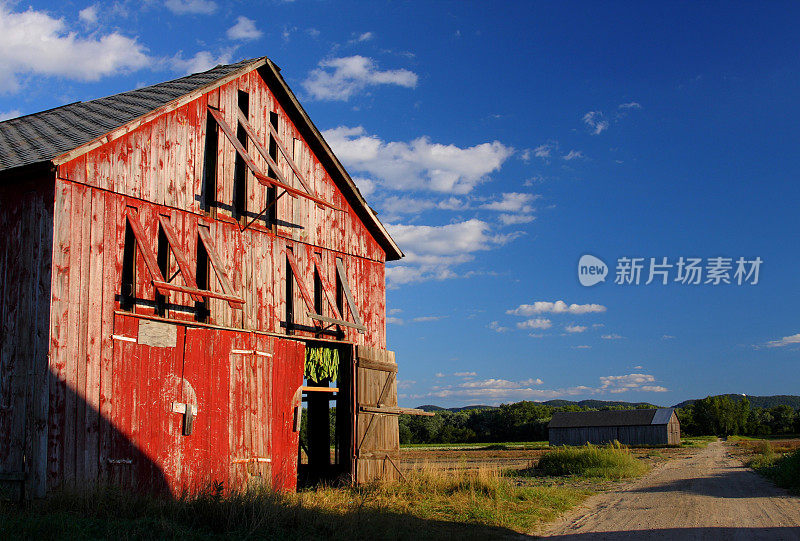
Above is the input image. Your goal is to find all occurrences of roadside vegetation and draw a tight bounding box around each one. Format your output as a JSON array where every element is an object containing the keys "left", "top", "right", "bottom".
[
  {"left": 0, "top": 466, "right": 591, "bottom": 540},
  {"left": 534, "top": 442, "right": 648, "bottom": 480},
  {"left": 731, "top": 438, "right": 800, "bottom": 494}
]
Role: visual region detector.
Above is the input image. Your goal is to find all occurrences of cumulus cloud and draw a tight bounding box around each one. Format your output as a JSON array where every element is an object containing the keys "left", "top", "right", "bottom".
[
  {"left": 227, "top": 16, "right": 262, "bottom": 40},
  {"left": 164, "top": 0, "right": 217, "bottom": 14},
  {"left": 583, "top": 111, "right": 609, "bottom": 135},
  {"left": 79, "top": 4, "right": 98, "bottom": 24},
  {"left": 386, "top": 316, "right": 403, "bottom": 325},
  {"left": 481, "top": 192, "right": 539, "bottom": 213},
  {"left": 170, "top": 49, "right": 232, "bottom": 75},
  {"left": 661, "top": 335, "right": 675, "bottom": 340},
  {"left": 562, "top": 150, "right": 584, "bottom": 161},
  {"left": 507, "top": 301, "right": 606, "bottom": 316},
  {"left": 413, "top": 372, "right": 666, "bottom": 403},
  {"left": 601, "top": 334, "right": 625, "bottom": 340},
  {"left": 565, "top": 324, "right": 587, "bottom": 333},
  {"left": 303, "top": 56, "right": 417, "bottom": 101},
  {"left": 0, "top": 4, "right": 152, "bottom": 93},
  {"left": 454, "top": 371, "right": 477, "bottom": 377},
  {"left": 412, "top": 315, "right": 447, "bottom": 322},
  {"left": 324, "top": 125, "right": 513, "bottom": 194},
  {"left": 764, "top": 332, "right": 800, "bottom": 348},
  {"left": 599, "top": 373, "right": 666, "bottom": 394},
  {"left": 385, "top": 219, "right": 519, "bottom": 285},
  {"left": 517, "top": 318, "right": 552, "bottom": 330}
]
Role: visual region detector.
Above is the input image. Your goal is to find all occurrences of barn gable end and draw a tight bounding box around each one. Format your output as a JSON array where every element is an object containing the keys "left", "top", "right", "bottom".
[{"left": 0, "top": 57, "right": 414, "bottom": 499}]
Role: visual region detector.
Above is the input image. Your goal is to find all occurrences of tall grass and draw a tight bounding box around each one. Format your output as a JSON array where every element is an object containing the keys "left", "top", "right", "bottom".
[
  {"left": 0, "top": 466, "right": 590, "bottom": 540},
  {"left": 536, "top": 442, "right": 648, "bottom": 479},
  {"left": 746, "top": 443, "right": 800, "bottom": 494}
]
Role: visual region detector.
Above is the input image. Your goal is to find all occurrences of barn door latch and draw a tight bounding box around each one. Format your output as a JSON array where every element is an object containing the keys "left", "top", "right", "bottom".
[{"left": 172, "top": 402, "right": 198, "bottom": 436}]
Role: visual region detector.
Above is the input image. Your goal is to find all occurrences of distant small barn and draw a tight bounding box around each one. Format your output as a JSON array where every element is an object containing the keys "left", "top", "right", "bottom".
[{"left": 548, "top": 408, "right": 680, "bottom": 446}]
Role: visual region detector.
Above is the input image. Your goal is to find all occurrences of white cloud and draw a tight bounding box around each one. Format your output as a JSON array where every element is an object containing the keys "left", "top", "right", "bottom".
[
  {"left": 415, "top": 372, "right": 665, "bottom": 403},
  {"left": 412, "top": 315, "right": 446, "bottom": 322},
  {"left": 79, "top": 5, "right": 98, "bottom": 24},
  {"left": 227, "top": 16, "right": 262, "bottom": 40},
  {"left": 353, "top": 31, "right": 373, "bottom": 42},
  {"left": 324, "top": 126, "right": 513, "bottom": 194},
  {"left": 534, "top": 143, "right": 552, "bottom": 158},
  {"left": 385, "top": 219, "right": 518, "bottom": 285},
  {"left": 599, "top": 373, "right": 667, "bottom": 394},
  {"left": 507, "top": 301, "right": 606, "bottom": 316},
  {"left": 573, "top": 345, "right": 592, "bottom": 349},
  {"left": 601, "top": 334, "right": 625, "bottom": 340},
  {"left": 517, "top": 318, "right": 552, "bottom": 330},
  {"left": 499, "top": 213, "right": 536, "bottom": 225},
  {"left": 481, "top": 192, "right": 539, "bottom": 213},
  {"left": 661, "top": 334, "right": 675, "bottom": 340},
  {"left": 0, "top": 5, "right": 152, "bottom": 93},
  {"left": 562, "top": 150, "right": 584, "bottom": 161},
  {"left": 170, "top": 50, "right": 232, "bottom": 75},
  {"left": 583, "top": 111, "right": 609, "bottom": 135},
  {"left": 386, "top": 316, "right": 403, "bottom": 325},
  {"left": 0, "top": 110, "right": 21, "bottom": 121},
  {"left": 619, "top": 102, "right": 642, "bottom": 109},
  {"left": 765, "top": 333, "right": 800, "bottom": 348},
  {"left": 488, "top": 321, "right": 509, "bottom": 333},
  {"left": 454, "top": 372, "right": 477, "bottom": 377},
  {"left": 164, "top": 0, "right": 217, "bottom": 14},
  {"left": 565, "top": 324, "right": 587, "bottom": 333},
  {"left": 303, "top": 56, "right": 417, "bottom": 101}
]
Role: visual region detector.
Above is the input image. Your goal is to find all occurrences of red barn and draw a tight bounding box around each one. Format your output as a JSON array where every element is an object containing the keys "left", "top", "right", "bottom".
[{"left": 0, "top": 57, "right": 425, "bottom": 499}]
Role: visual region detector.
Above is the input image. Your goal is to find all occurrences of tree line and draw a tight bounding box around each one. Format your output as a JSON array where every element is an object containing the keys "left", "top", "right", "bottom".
[{"left": 398, "top": 397, "right": 800, "bottom": 444}]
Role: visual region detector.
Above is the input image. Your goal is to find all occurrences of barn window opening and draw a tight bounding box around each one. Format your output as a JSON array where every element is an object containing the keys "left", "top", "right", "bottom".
[
  {"left": 233, "top": 91, "right": 250, "bottom": 221},
  {"left": 195, "top": 237, "right": 210, "bottom": 323},
  {"left": 202, "top": 113, "right": 219, "bottom": 214},
  {"left": 266, "top": 111, "right": 279, "bottom": 228},
  {"left": 335, "top": 262, "right": 345, "bottom": 340},
  {"left": 285, "top": 251, "right": 294, "bottom": 335},
  {"left": 313, "top": 266, "right": 323, "bottom": 338},
  {"left": 155, "top": 225, "right": 170, "bottom": 317},
  {"left": 120, "top": 221, "right": 137, "bottom": 311}
]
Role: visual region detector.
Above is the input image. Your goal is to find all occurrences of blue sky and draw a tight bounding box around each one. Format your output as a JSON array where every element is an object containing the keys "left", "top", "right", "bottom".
[{"left": 2, "top": 1, "right": 798, "bottom": 407}]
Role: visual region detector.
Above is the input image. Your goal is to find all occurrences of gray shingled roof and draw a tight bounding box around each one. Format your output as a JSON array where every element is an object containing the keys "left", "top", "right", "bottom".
[
  {"left": 548, "top": 408, "right": 674, "bottom": 428},
  {"left": 0, "top": 57, "right": 262, "bottom": 172}
]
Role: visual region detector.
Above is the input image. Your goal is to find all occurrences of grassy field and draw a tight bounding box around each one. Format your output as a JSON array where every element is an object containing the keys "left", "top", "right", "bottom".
[
  {"left": 0, "top": 443, "right": 665, "bottom": 539},
  {"left": 680, "top": 435, "right": 717, "bottom": 448},
  {"left": 400, "top": 441, "right": 549, "bottom": 450}
]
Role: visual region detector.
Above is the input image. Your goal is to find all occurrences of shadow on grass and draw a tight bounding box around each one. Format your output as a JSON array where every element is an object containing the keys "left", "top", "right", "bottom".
[{"left": 0, "top": 486, "right": 532, "bottom": 541}]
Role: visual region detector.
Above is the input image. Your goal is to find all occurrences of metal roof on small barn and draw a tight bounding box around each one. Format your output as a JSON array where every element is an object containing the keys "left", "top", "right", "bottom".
[
  {"left": 0, "top": 58, "right": 258, "bottom": 172},
  {"left": 548, "top": 408, "right": 675, "bottom": 428}
]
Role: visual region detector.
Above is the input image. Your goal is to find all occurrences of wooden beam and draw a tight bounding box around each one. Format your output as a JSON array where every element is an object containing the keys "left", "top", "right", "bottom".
[
  {"left": 356, "top": 359, "right": 397, "bottom": 373},
  {"left": 237, "top": 108, "right": 322, "bottom": 203},
  {"left": 284, "top": 249, "right": 323, "bottom": 327},
  {"left": 209, "top": 107, "right": 342, "bottom": 211},
  {"left": 301, "top": 386, "right": 339, "bottom": 393},
  {"left": 156, "top": 215, "right": 203, "bottom": 302},
  {"left": 310, "top": 254, "right": 343, "bottom": 321},
  {"left": 125, "top": 208, "right": 171, "bottom": 298},
  {"left": 197, "top": 226, "right": 244, "bottom": 309},
  {"left": 335, "top": 258, "right": 366, "bottom": 330},
  {"left": 307, "top": 312, "right": 367, "bottom": 333},
  {"left": 152, "top": 281, "right": 244, "bottom": 305},
  {"left": 359, "top": 405, "right": 435, "bottom": 417}
]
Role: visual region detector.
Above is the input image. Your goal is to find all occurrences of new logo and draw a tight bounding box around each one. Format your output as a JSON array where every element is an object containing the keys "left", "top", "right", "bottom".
[{"left": 578, "top": 254, "right": 607, "bottom": 287}]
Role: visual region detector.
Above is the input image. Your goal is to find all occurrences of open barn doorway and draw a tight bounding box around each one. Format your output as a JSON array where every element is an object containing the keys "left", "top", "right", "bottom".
[{"left": 298, "top": 341, "right": 353, "bottom": 487}]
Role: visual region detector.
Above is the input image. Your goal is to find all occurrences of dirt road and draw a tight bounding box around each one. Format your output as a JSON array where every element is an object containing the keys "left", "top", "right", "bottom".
[{"left": 539, "top": 441, "right": 800, "bottom": 540}]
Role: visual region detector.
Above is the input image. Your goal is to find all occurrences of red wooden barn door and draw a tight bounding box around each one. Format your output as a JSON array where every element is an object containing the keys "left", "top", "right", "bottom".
[
  {"left": 109, "top": 314, "right": 185, "bottom": 494},
  {"left": 178, "top": 326, "right": 240, "bottom": 494},
  {"left": 270, "top": 338, "right": 305, "bottom": 492}
]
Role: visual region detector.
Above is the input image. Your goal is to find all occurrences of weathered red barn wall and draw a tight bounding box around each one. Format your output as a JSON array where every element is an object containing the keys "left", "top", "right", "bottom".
[
  {"left": 41, "top": 66, "right": 386, "bottom": 495},
  {"left": 0, "top": 175, "right": 54, "bottom": 497}
]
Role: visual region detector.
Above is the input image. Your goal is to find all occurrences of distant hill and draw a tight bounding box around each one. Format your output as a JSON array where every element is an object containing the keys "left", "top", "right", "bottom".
[
  {"left": 417, "top": 395, "right": 800, "bottom": 414},
  {"left": 673, "top": 394, "right": 800, "bottom": 410}
]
